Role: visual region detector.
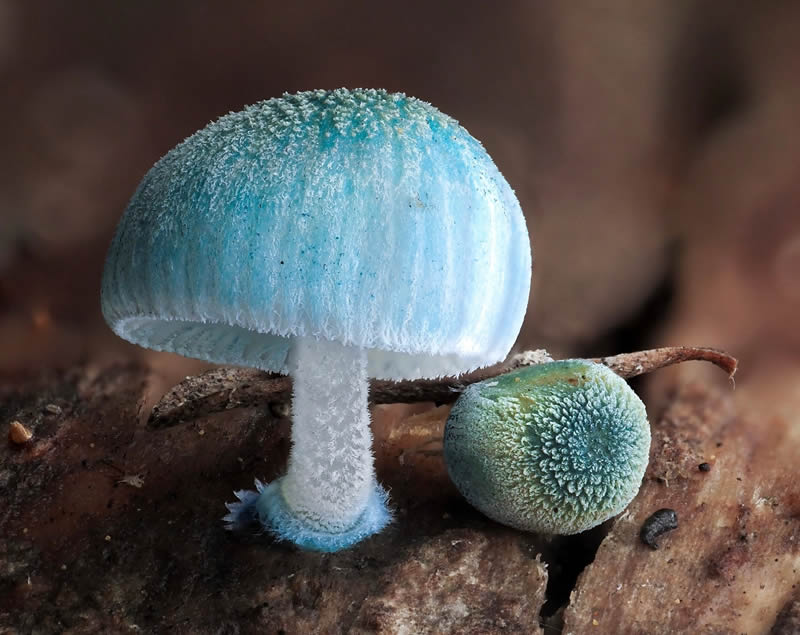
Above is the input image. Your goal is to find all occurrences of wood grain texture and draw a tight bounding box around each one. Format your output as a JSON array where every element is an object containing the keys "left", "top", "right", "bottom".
[
  {"left": 563, "top": 383, "right": 800, "bottom": 634},
  {"left": 1, "top": 361, "right": 794, "bottom": 633},
  {"left": 0, "top": 365, "right": 548, "bottom": 633}
]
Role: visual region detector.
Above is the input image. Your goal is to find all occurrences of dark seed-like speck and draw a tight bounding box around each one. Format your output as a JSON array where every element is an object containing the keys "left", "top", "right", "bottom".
[{"left": 640, "top": 508, "right": 678, "bottom": 550}]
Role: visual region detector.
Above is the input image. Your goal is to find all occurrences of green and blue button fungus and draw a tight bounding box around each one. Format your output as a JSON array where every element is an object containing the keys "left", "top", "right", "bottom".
[
  {"left": 101, "top": 88, "right": 532, "bottom": 552},
  {"left": 444, "top": 360, "right": 650, "bottom": 534}
]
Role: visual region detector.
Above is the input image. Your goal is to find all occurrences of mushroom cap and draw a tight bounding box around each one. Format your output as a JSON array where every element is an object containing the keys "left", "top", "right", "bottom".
[
  {"left": 443, "top": 360, "right": 650, "bottom": 534},
  {"left": 101, "top": 88, "right": 531, "bottom": 379}
]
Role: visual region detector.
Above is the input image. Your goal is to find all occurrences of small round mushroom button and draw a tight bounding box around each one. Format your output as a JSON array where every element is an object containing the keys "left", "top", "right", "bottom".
[{"left": 444, "top": 360, "right": 650, "bottom": 534}]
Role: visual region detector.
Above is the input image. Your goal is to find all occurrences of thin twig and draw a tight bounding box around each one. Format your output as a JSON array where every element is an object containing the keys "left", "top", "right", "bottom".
[
  {"left": 148, "top": 347, "right": 737, "bottom": 429},
  {"left": 590, "top": 347, "right": 738, "bottom": 381}
]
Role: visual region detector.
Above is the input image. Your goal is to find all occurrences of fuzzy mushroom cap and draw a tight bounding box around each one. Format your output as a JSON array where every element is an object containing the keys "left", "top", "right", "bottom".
[
  {"left": 101, "top": 88, "right": 531, "bottom": 380},
  {"left": 443, "top": 360, "right": 650, "bottom": 534}
]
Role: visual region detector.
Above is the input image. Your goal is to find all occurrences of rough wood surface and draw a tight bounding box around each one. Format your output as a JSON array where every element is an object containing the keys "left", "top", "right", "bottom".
[
  {"left": 1, "top": 361, "right": 794, "bottom": 634},
  {"left": 0, "top": 365, "right": 548, "bottom": 634},
  {"left": 563, "top": 383, "right": 800, "bottom": 634}
]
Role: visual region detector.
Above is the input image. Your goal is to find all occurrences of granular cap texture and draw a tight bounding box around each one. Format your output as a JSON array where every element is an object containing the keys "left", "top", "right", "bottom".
[{"left": 444, "top": 360, "right": 650, "bottom": 534}]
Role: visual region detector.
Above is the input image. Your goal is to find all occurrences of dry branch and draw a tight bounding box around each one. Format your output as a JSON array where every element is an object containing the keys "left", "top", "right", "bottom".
[{"left": 148, "top": 346, "right": 737, "bottom": 429}]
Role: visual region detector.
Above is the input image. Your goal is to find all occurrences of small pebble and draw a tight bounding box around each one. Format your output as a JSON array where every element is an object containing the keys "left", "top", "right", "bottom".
[
  {"left": 44, "top": 404, "right": 62, "bottom": 415},
  {"left": 640, "top": 508, "right": 679, "bottom": 550},
  {"left": 698, "top": 462, "right": 712, "bottom": 472},
  {"left": 9, "top": 421, "right": 32, "bottom": 444}
]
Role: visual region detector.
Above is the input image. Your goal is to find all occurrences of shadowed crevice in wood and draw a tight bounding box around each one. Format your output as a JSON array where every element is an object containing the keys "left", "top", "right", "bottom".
[{"left": 772, "top": 590, "right": 800, "bottom": 635}]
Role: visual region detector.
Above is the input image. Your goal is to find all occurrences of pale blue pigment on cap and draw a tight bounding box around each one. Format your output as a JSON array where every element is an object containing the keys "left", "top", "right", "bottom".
[
  {"left": 101, "top": 88, "right": 531, "bottom": 380},
  {"left": 444, "top": 360, "right": 650, "bottom": 535}
]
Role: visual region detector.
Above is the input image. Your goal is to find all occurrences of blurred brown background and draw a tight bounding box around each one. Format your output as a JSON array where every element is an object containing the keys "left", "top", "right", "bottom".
[{"left": 1, "top": 0, "right": 798, "bottom": 395}]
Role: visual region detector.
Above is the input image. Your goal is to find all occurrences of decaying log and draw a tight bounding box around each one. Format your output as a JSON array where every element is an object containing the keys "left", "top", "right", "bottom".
[
  {"left": 1, "top": 352, "right": 793, "bottom": 634},
  {"left": 0, "top": 364, "right": 548, "bottom": 633},
  {"left": 563, "top": 383, "right": 800, "bottom": 634}
]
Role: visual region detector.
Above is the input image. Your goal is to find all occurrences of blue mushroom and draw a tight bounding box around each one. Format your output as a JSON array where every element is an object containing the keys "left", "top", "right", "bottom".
[
  {"left": 101, "top": 88, "right": 531, "bottom": 552},
  {"left": 444, "top": 360, "right": 650, "bottom": 534}
]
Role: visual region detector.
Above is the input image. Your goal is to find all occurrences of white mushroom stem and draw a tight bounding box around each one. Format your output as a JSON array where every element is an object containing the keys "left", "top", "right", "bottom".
[{"left": 281, "top": 336, "right": 375, "bottom": 533}]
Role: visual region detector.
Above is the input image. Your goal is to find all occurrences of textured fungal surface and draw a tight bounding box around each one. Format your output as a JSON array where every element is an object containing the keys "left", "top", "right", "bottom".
[
  {"left": 444, "top": 360, "right": 650, "bottom": 534},
  {"left": 101, "top": 88, "right": 531, "bottom": 379}
]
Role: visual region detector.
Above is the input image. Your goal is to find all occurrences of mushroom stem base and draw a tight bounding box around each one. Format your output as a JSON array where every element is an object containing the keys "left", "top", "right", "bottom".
[
  {"left": 224, "top": 479, "right": 391, "bottom": 551},
  {"left": 255, "top": 477, "right": 391, "bottom": 552}
]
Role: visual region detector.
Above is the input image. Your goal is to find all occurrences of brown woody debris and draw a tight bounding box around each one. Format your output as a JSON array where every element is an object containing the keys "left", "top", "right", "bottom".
[
  {"left": 1, "top": 363, "right": 794, "bottom": 633},
  {"left": 8, "top": 421, "right": 32, "bottom": 444}
]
